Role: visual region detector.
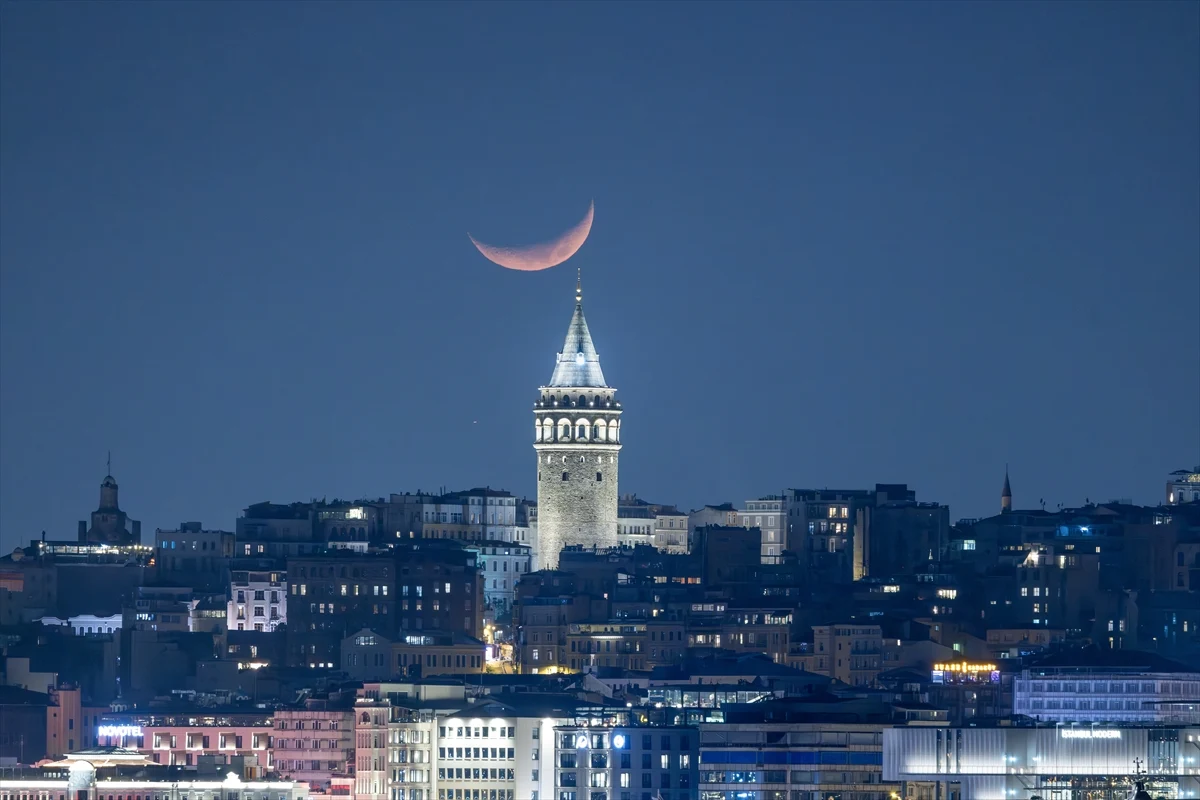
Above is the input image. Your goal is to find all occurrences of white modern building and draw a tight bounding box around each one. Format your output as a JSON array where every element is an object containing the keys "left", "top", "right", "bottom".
[
  {"left": 228, "top": 568, "right": 286, "bottom": 632},
  {"left": 1014, "top": 651, "right": 1200, "bottom": 725},
  {"left": 352, "top": 681, "right": 652, "bottom": 800},
  {"left": 353, "top": 684, "right": 568, "bottom": 800},
  {"left": 883, "top": 725, "right": 1200, "bottom": 800}
]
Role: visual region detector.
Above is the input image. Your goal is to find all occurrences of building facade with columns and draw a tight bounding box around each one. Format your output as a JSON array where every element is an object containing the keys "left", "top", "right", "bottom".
[{"left": 533, "top": 276, "right": 622, "bottom": 570}]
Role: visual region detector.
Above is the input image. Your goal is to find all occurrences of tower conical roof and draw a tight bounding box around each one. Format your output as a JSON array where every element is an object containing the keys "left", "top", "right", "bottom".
[
  {"left": 1002, "top": 469, "right": 1012, "bottom": 498},
  {"left": 547, "top": 275, "right": 607, "bottom": 388}
]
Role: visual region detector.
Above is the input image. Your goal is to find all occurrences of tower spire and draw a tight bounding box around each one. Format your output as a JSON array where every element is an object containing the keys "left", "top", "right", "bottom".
[
  {"left": 1001, "top": 464, "right": 1012, "bottom": 513},
  {"left": 576, "top": 268, "right": 582, "bottom": 304}
]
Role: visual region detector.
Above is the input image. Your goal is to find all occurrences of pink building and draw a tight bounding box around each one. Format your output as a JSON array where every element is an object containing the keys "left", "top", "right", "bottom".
[{"left": 95, "top": 710, "right": 274, "bottom": 768}]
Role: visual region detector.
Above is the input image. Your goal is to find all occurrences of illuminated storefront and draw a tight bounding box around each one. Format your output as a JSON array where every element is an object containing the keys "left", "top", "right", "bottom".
[
  {"left": 931, "top": 662, "right": 1000, "bottom": 685},
  {"left": 884, "top": 725, "right": 1200, "bottom": 799}
]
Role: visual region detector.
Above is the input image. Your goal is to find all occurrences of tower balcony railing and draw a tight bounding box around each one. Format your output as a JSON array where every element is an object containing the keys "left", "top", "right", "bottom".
[{"left": 535, "top": 433, "right": 621, "bottom": 445}]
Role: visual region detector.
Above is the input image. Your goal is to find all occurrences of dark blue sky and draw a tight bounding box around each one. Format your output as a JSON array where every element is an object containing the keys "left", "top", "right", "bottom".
[{"left": 2, "top": 2, "right": 1197, "bottom": 549}]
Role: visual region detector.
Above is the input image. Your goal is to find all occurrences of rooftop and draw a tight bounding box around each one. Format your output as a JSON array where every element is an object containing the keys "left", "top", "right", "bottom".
[{"left": 1028, "top": 647, "right": 1198, "bottom": 674}]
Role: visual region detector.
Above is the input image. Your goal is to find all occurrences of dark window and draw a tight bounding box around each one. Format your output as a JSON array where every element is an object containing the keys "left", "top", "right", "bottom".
[
  {"left": 596, "top": 472, "right": 602, "bottom": 482},
  {"left": 562, "top": 472, "right": 570, "bottom": 482}
]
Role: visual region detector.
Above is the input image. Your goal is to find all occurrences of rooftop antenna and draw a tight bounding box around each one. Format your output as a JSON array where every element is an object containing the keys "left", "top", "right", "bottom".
[{"left": 107, "top": 450, "right": 112, "bottom": 476}]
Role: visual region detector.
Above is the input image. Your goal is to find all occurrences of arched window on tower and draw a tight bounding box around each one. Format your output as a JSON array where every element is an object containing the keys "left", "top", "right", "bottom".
[
  {"left": 596, "top": 472, "right": 603, "bottom": 482},
  {"left": 542, "top": 419, "right": 553, "bottom": 442},
  {"left": 594, "top": 421, "right": 606, "bottom": 441},
  {"left": 559, "top": 421, "right": 571, "bottom": 441},
  {"left": 562, "top": 471, "right": 570, "bottom": 482},
  {"left": 577, "top": 423, "right": 588, "bottom": 440}
]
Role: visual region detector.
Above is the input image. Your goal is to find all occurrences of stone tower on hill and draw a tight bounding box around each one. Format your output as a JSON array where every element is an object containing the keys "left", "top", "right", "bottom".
[{"left": 532, "top": 272, "right": 621, "bottom": 569}]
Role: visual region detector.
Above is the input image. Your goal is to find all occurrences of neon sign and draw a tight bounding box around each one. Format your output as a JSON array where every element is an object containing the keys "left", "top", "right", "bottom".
[
  {"left": 1060, "top": 728, "right": 1120, "bottom": 739},
  {"left": 98, "top": 724, "right": 143, "bottom": 738},
  {"left": 933, "top": 662, "right": 997, "bottom": 672}
]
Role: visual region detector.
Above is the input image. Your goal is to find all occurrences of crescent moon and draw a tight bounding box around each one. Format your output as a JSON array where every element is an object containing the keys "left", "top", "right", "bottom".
[{"left": 469, "top": 201, "right": 594, "bottom": 272}]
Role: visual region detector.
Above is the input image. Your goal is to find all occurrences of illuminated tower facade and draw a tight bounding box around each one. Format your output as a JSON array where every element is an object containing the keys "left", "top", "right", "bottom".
[{"left": 533, "top": 274, "right": 621, "bottom": 570}]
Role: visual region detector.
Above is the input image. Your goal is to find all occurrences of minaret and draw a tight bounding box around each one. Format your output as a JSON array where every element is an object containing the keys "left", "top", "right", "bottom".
[
  {"left": 533, "top": 271, "right": 621, "bottom": 570},
  {"left": 1001, "top": 466, "right": 1012, "bottom": 513}
]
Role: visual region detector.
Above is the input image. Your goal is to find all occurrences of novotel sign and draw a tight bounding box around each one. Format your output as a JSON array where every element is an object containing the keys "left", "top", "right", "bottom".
[
  {"left": 98, "top": 724, "right": 144, "bottom": 738},
  {"left": 1060, "top": 728, "right": 1121, "bottom": 739}
]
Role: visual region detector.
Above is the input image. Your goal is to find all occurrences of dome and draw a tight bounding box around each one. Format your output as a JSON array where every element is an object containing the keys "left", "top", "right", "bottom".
[{"left": 101, "top": 475, "right": 118, "bottom": 488}]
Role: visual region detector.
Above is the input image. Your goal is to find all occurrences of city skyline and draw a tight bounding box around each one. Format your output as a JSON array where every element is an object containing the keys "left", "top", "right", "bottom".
[
  {"left": 2, "top": 2, "right": 1198, "bottom": 550},
  {"left": 0, "top": 261, "right": 1193, "bottom": 550},
  {"left": 2, "top": 4, "right": 1200, "bottom": 797}
]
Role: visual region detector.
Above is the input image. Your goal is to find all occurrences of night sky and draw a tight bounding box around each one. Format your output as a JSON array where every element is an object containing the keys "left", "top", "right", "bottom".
[{"left": 1, "top": 2, "right": 1197, "bottom": 550}]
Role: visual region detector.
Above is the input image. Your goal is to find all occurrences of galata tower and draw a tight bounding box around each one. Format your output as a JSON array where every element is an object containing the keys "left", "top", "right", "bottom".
[{"left": 533, "top": 272, "right": 621, "bottom": 569}]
